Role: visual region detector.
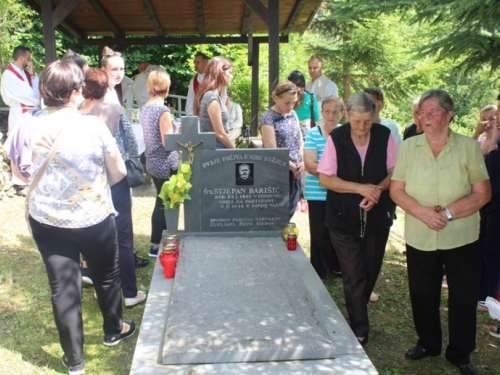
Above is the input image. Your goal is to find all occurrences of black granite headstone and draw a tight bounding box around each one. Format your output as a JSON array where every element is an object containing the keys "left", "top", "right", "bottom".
[{"left": 198, "top": 149, "right": 289, "bottom": 232}]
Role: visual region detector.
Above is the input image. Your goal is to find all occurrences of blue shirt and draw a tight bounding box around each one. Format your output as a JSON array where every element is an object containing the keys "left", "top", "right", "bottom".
[{"left": 304, "top": 126, "right": 327, "bottom": 201}]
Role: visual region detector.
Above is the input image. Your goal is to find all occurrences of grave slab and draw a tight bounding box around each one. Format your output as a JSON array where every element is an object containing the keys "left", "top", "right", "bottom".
[
  {"left": 130, "top": 233, "right": 378, "bottom": 375},
  {"left": 162, "top": 236, "right": 336, "bottom": 364}
]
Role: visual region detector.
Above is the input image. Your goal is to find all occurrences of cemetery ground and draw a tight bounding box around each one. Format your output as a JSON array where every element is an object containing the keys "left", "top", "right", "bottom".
[{"left": 1, "top": 184, "right": 500, "bottom": 375}]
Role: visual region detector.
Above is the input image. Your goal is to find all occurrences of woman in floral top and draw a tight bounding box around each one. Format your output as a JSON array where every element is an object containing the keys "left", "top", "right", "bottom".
[
  {"left": 260, "top": 80, "right": 303, "bottom": 219},
  {"left": 141, "top": 70, "right": 179, "bottom": 257}
]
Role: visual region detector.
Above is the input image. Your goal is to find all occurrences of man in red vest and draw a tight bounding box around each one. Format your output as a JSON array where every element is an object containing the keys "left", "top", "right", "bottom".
[
  {"left": 184, "top": 52, "right": 209, "bottom": 116},
  {"left": 1, "top": 46, "right": 40, "bottom": 195}
]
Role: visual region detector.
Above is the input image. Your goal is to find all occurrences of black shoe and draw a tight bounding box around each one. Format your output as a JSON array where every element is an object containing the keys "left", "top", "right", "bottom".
[
  {"left": 62, "top": 356, "right": 85, "bottom": 374},
  {"left": 405, "top": 346, "right": 439, "bottom": 360},
  {"left": 103, "top": 320, "right": 136, "bottom": 346},
  {"left": 134, "top": 253, "right": 150, "bottom": 269},
  {"left": 457, "top": 363, "right": 478, "bottom": 375}
]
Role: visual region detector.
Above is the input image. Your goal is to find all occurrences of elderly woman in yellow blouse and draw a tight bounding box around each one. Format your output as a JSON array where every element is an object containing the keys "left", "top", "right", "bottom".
[{"left": 390, "top": 89, "right": 491, "bottom": 375}]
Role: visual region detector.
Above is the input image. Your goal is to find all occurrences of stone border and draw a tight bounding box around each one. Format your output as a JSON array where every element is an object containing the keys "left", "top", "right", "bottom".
[{"left": 130, "top": 234, "right": 378, "bottom": 375}]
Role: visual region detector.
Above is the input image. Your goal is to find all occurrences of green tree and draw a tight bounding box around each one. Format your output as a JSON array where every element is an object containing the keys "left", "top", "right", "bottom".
[{"left": 0, "top": 0, "right": 42, "bottom": 66}]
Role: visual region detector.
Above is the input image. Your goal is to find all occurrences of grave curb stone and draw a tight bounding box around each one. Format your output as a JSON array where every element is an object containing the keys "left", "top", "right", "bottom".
[{"left": 130, "top": 233, "right": 378, "bottom": 375}]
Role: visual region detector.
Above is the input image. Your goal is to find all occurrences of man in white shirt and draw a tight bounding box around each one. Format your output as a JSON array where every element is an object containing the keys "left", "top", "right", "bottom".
[
  {"left": 1, "top": 46, "right": 40, "bottom": 130},
  {"left": 363, "top": 87, "right": 403, "bottom": 146},
  {"left": 131, "top": 62, "right": 167, "bottom": 108},
  {"left": 185, "top": 53, "right": 209, "bottom": 116},
  {"left": 305, "top": 56, "right": 339, "bottom": 109},
  {"left": 1, "top": 45, "right": 40, "bottom": 195}
]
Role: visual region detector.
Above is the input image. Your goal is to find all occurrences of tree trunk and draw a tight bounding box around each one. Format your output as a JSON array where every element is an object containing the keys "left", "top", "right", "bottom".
[
  {"left": 342, "top": 33, "right": 351, "bottom": 101},
  {"left": 342, "top": 60, "right": 351, "bottom": 102}
]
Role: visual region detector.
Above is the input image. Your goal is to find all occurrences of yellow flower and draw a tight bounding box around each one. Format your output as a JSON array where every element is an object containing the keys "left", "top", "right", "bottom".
[
  {"left": 180, "top": 163, "right": 190, "bottom": 174},
  {"left": 185, "top": 182, "right": 192, "bottom": 190}
]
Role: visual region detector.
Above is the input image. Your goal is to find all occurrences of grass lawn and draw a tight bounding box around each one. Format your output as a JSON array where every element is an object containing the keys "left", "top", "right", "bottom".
[{"left": 1, "top": 186, "right": 499, "bottom": 374}]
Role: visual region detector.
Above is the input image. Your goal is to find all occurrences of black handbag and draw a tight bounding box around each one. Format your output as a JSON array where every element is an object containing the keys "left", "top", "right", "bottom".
[
  {"left": 124, "top": 155, "right": 145, "bottom": 188},
  {"left": 119, "top": 119, "right": 144, "bottom": 188}
]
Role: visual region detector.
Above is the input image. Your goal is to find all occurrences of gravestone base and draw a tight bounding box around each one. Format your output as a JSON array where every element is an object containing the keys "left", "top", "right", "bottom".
[{"left": 131, "top": 232, "right": 377, "bottom": 375}]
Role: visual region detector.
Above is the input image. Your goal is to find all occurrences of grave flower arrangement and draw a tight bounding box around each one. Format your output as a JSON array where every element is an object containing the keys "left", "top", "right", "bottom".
[{"left": 159, "top": 161, "right": 192, "bottom": 209}]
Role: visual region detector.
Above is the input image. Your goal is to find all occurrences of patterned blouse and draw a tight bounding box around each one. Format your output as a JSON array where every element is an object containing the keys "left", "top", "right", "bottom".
[
  {"left": 141, "top": 104, "right": 179, "bottom": 179},
  {"left": 259, "top": 108, "right": 302, "bottom": 165},
  {"left": 29, "top": 108, "right": 116, "bottom": 228}
]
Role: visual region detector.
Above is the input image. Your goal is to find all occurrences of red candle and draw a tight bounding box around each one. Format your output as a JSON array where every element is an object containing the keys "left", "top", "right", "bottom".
[
  {"left": 159, "top": 251, "right": 176, "bottom": 278},
  {"left": 287, "top": 232, "right": 297, "bottom": 251}
]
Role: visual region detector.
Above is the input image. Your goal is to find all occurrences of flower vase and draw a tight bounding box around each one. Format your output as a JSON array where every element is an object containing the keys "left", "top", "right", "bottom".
[{"left": 165, "top": 207, "right": 180, "bottom": 235}]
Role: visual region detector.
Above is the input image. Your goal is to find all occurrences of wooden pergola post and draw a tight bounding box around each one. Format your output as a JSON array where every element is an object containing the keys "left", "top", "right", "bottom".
[
  {"left": 40, "top": 0, "right": 83, "bottom": 64},
  {"left": 268, "top": 0, "right": 279, "bottom": 106},
  {"left": 250, "top": 39, "right": 260, "bottom": 136},
  {"left": 41, "top": 0, "right": 57, "bottom": 64}
]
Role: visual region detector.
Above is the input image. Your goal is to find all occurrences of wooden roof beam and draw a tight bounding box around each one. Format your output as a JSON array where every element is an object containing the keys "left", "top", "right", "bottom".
[
  {"left": 139, "top": 0, "right": 164, "bottom": 37},
  {"left": 241, "top": 0, "right": 269, "bottom": 27},
  {"left": 78, "top": 35, "right": 289, "bottom": 46},
  {"left": 58, "top": 19, "right": 86, "bottom": 40},
  {"left": 241, "top": 4, "right": 252, "bottom": 36},
  {"left": 282, "top": 0, "right": 307, "bottom": 35},
  {"left": 298, "top": 0, "right": 322, "bottom": 35},
  {"left": 86, "top": 0, "right": 125, "bottom": 38},
  {"left": 23, "top": 0, "right": 86, "bottom": 40},
  {"left": 52, "top": 0, "right": 81, "bottom": 28},
  {"left": 194, "top": 0, "right": 206, "bottom": 38}
]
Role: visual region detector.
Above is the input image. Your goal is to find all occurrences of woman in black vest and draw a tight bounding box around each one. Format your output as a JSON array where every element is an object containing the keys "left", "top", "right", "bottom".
[{"left": 317, "top": 92, "right": 398, "bottom": 345}]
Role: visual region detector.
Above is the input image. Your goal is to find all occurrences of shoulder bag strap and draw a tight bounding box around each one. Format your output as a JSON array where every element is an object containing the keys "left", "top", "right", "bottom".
[
  {"left": 118, "top": 116, "right": 129, "bottom": 155},
  {"left": 25, "top": 127, "right": 67, "bottom": 227},
  {"left": 310, "top": 92, "right": 316, "bottom": 128}
]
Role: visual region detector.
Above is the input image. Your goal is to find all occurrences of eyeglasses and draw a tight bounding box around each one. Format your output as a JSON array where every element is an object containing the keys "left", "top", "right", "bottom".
[
  {"left": 419, "top": 109, "right": 444, "bottom": 118},
  {"left": 105, "top": 50, "right": 121, "bottom": 56}
]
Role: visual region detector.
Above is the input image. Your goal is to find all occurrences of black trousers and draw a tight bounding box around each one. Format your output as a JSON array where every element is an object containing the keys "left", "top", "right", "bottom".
[
  {"left": 111, "top": 177, "right": 137, "bottom": 298},
  {"left": 29, "top": 215, "right": 123, "bottom": 365},
  {"left": 152, "top": 175, "right": 168, "bottom": 244},
  {"left": 329, "top": 228, "right": 390, "bottom": 337},
  {"left": 308, "top": 200, "right": 340, "bottom": 279},
  {"left": 479, "top": 195, "right": 500, "bottom": 302},
  {"left": 289, "top": 171, "right": 301, "bottom": 220},
  {"left": 406, "top": 241, "right": 480, "bottom": 365}
]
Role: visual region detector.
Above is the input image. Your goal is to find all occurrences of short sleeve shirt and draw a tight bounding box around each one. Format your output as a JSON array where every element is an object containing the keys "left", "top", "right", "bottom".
[
  {"left": 392, "top": 131, "right": 489, "bottom": 250},
  {"left": 259, "top": 108, "right": 302, "bottom": 165},
  {"left": 141, "top": 104, "right": 179, "bottom": 179},
  {"left": 199, "top": 91, "right": 229, "bottom": 149},
  {"left": 303, "top": 126, "right": 327, "bottom": 201},
  {"left": 317, "top": 133, "right": 398, "bottom": 176},
  {"left": 29, "top": 108, "right": 116, "bottom": 228}
]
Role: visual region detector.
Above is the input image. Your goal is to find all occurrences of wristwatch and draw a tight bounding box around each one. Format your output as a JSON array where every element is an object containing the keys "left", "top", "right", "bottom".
[{"left": 444, "top": 206, "right": 453, "bottom": 221}]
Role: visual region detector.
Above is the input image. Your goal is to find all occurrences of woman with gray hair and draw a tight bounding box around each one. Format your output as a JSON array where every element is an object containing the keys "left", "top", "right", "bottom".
[
  {"left": 317, "top": 91, "right": 398, "bottom": 345},
  {"left": 390, "top": 89, "right": 490, "bottom": 375}
]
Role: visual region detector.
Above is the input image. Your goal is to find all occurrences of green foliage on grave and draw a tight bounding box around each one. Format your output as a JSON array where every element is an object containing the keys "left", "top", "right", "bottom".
[{"left": 159, "top": 161, "right": 192, "bottom": 209}]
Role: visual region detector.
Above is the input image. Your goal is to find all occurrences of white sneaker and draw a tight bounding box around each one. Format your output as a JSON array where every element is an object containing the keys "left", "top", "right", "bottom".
[{"left": 125, "top": 291, "right": 147, "bottom": 307}]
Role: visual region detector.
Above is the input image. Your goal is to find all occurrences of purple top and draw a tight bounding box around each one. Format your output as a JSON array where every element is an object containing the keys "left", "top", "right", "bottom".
[
  {"left": 259, "top": 108, "right": 302, "bottom": 165},
  {"left": 141, "top": 104, "right": 179, "bottom": 179}
]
